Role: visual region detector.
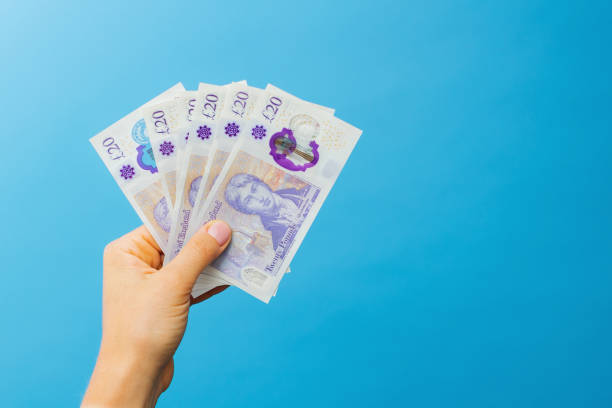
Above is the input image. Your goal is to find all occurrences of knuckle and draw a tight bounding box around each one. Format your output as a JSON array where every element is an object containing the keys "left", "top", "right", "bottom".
[
  {"left": 103, "top": 241, "right": 118, "bottom": 258},
  {"left": 103, "top": 236, "right": 129, "bottom": 260}
]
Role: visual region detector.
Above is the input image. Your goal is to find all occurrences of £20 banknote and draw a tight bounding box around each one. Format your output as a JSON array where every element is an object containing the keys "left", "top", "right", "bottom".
[
  {"left": 90, "top": 83, "right": 185, "bottom": 252},
  {"left": 194, "top": 85, "right": 361, "bottom": 302}
]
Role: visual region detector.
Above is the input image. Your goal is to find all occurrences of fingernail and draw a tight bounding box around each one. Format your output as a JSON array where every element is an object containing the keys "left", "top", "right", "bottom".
[{"left": 207, "top": 221, "right": 231, "bottom": 246}]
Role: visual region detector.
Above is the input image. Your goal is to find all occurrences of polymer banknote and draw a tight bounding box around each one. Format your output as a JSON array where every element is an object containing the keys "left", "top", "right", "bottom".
[
  {"left": 141, "top": 96, "right": 192, "bottom": 210},
  {"left": 190, "top": 82, "right": 264, "bottom": 239},
  {"left": 186, "top": 85, "right": 337, "bottom": 298},
  {"left": 178, "top": 82, "right": 265, "bottom": 296},
  {"left": 167, "top": 83, "right": 232, "bottom": 293},
  {"left": 91, "top": 82, "right": 361, "bottom": 302},
  {"left": 194, "top": 85, "right": 361, "bottom": 302},
  {"left": 90, "top": 83, "right": 185, "bottom": 252}
]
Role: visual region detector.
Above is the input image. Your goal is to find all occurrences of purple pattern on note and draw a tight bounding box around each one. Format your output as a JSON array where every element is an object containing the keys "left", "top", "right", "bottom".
[
  {"left": 197, "top": 125, "right": 211, "bottom": 140},
  {"left": 269, "top": 128, "right": 320, "bottom": 172},
  {"left": 120, "top": 165, "right": 135, "bottom": 180},
  {"left": 159, "top": 141, "right": 175, "bottom": 156},
  {"left": 252, "top": 125, "right": 266, "bottom": 140},
  {"left": 225, "top": 122, "right": 240, "bottom": 137}
]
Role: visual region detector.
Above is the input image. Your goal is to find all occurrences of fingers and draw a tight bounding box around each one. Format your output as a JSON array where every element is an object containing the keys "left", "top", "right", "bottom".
[
  {"left": 162, "top": 221, "right": 231, "bottom": 291},
  {"left": 117, "top": 225, "right": 164, "bottom": 254},
  {"left": 191, "top": 285, "right": 230, "bottom": 305},
  {"left": 104, "top": 225, "right": 164, "bottom": 269}
]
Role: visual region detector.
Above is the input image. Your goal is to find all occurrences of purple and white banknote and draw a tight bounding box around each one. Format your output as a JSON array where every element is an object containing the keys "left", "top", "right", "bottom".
[
  {"left": 167, "top": 82, "right": 231, "bottom": 260},
  {"left": 91, "top": 81, "right": 361, "bottom": 302},
  {"left": 185, "top": 85, "right": 337, "bottom": 298},
  {"left": 194, "top": 85, "right": 361, "bottom": 302},
  {"left": 167, "top": 82, "right": 233, "bottom": 293},
  {"left": 141, "top": 95, "right": 193, "bottom": 211},
  {"left": 90, "top": 83, "right": 185, "bottom": 252},
  {"left": 190, "top": 82, "right": 264, "bottom": 242}
]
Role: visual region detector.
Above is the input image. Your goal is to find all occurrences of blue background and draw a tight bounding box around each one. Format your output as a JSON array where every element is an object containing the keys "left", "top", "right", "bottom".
[{"left": 1, "top": 1, "right": 611, "bottom": 406}]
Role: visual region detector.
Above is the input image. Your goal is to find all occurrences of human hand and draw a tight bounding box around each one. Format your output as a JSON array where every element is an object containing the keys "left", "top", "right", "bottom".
[{"left": 82, "top": 221, "right": 231, "bottom": 407}]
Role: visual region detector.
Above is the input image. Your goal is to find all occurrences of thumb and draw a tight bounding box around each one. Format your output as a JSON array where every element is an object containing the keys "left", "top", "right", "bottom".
[{"left": 163, "top": 220, "right": 231, "bottom": 291}]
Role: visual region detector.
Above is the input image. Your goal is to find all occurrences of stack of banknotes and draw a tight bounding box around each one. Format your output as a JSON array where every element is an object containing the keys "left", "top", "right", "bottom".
[{"left": 91, "top": 82, "right": 361, "bottom": 303}]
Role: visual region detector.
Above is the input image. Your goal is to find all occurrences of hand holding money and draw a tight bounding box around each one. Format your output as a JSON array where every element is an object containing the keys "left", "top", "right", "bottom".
[
  {"left": 91, "top": 82, "right": 361, "bottom": 302},
  {"left": 82, "top": 221, "right": 231, "bottom": 407}
]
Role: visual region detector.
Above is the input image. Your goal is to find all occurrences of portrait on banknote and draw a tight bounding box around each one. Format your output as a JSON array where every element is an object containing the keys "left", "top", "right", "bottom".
[
  {"left": 224, "top": 173, "right": 312, "bottom": 250},
  {"left": 206, "top": 150, "right": 320, "bottom": 283}
]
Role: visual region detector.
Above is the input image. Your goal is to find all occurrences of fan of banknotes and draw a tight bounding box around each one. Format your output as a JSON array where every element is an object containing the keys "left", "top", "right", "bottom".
[{"left": 91, "top": 81, "right": 361, "bottom": 303}]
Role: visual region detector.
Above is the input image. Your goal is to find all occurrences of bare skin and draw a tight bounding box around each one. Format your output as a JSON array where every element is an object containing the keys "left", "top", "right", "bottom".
[{"left": 82, "top": 221, "right": 232, "bottom": 407}]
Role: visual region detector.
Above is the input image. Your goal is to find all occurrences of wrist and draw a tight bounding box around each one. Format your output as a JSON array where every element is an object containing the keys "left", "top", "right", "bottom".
[{"left": 82, "top": 345, "right": 162, "bottom": 408}]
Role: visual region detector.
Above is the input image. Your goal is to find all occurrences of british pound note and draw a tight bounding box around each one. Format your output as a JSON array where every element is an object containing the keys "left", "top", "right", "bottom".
[
  {"left": 166, "top": 83, "right": 232, "bottom": 293},
  {"left": 141, "top": 95, "right": 192, "bottom": 211},
  {"left": 187, "top": 85, "right": 336, "bottom": 297},
  {"left": 166, "top": 83, "right": 232, "bottom": 258},
  {"left": 195, "top": 85, "right": 361, "bottom": 302},
  {"left": 183, "top": 82, "right": 264, "bottom": 297},
  {"left": 90, "top": 83, "right": 186, "bottom": 252},
  {"left": 190, "top": 82, "right": 264, "bottom": 228},
  {"left": 187, "top": 86, "right": 337, "bottom": 297}
]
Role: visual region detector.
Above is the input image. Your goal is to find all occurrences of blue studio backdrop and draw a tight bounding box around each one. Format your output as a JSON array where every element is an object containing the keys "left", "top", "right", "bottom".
[{"left": 1, "top": 1, "right": 611, "bottom": 407}]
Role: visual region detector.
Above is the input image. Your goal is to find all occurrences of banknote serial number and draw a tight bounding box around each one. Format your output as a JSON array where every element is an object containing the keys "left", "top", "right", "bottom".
[
  {"left": 262, "top": 96, "right": 282, "bottom": 123},
  {"left": 231, "top": 91, "right": 249, "bottom": 118},
  {"left": 151, "top": 110, "right": 170, "bottom": 134},
  {"left": 202, "top": 93, "right": 219, "bottom": 119},
  {"left": 102, "top": 137, "right": 125, "bottom": 160}
]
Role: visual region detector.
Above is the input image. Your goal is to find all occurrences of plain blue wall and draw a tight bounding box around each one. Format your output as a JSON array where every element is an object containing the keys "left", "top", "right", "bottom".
[{"left": 1, "top": 1, "right": 611, "bottom": 406}]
